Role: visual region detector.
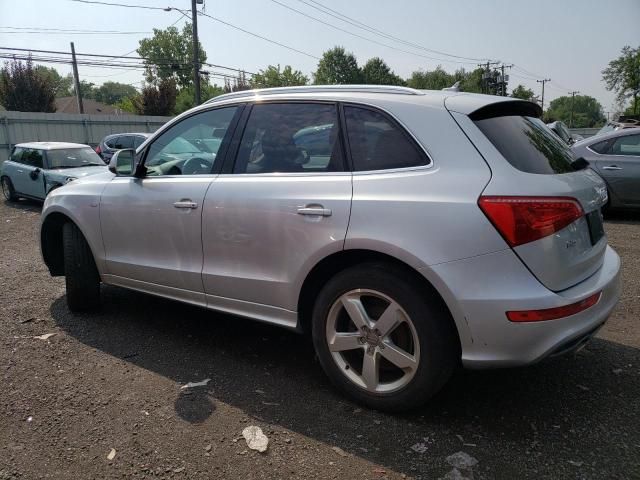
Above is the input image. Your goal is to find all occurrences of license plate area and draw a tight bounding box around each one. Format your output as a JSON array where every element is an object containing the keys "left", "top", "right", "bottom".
[{"left": 586, "top": 210, "right": 605, "bottom": 245}]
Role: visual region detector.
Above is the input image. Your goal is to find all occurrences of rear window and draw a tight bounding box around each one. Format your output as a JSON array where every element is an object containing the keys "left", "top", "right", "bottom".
[{"left": 475, "top": 116, "right": 577, "bottom": 174}]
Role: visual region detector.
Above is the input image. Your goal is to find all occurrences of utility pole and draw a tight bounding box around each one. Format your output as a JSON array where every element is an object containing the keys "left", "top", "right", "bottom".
[
  {"left": 499, "top": 64, "right": 513, "bottom": 96},
  {"left": 70, "top": 42, "right": 84, "bottom": 114},
  {"left": 191, "top": 0, "right": 201, "bottom": 105},
  {"left": 568, "top": 90, "right": 579, "bottom": 127},
  {"left": 477, "top": 61, "right": 500, "bottom": 95},
  {"left": 536, "top": 78, "right": 551, "bottom": 114}
]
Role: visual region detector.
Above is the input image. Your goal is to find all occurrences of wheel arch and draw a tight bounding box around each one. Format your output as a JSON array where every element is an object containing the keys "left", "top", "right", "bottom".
[{"left": 297, "top": 248, "right": 464, "bottom": 352}]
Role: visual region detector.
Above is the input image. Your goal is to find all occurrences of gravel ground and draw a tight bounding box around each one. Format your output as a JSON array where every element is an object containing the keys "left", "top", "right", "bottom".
[{"left": 0, "top": 199, "right": 639, "bottom": 480}]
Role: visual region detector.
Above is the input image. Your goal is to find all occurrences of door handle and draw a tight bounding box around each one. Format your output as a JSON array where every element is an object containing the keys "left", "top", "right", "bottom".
[
  {"left": 297, "top": 206, "right": 332, "bottom": 217},
  {"left": 602, "top": 165, "right": 622, "bottom": 171},
  {"left": 173, "top": 200, "right": 198, "bottom": 209}
]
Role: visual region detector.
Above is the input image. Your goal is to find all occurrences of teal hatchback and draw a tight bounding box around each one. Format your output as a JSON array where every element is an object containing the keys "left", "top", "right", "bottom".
[{"left": 1, "top": 142, "right": 108, "bottom": 202}]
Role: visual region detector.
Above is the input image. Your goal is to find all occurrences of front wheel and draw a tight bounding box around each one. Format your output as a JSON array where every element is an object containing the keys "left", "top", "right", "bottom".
[
  {"left": 312, "top": 263, "right": 459, "bottom": 412},
  {"left": 62, "top": 223, "right": 101, "bottom": 312},
  {"left": 2, "top": 176, "right": 18, "bottom": 201}
]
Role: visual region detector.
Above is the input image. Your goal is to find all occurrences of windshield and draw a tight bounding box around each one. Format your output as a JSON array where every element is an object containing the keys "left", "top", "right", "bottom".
[
  {"left": 47, "top": 148, "right": 105, "bottom": 168},
  {"left": 596, "top": 123, "right": 616, "bottom": 137},
  {"left": 475, "top": 116, "right": 579, "bottom": 174},
  {"left": 161, "top": 137, "right": 201, "bottom": 155}
]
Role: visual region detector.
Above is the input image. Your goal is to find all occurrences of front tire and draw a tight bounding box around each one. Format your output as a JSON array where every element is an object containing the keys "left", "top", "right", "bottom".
[
  {"left": 62, "top": 223, "right": 101, "bottom": 312},
  {"left": 2, "top": 176, "right": 18, "bottom": 201},
  {"left": 312, "top": 263, "right": 459, "bottom": 412}
]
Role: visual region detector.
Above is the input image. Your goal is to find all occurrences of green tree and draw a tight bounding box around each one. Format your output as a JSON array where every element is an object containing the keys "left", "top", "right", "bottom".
[
  {"left": 510, "top": 84, "right": 534, "bottom": 100},
  {"left": 133, "top": 78, "right": 177, "bottom": 116},
  {"left": 34, "top": 66, "right": 73, "bottom": 97},
  {"left": 137, "top": 23, "right": 206, "bottom": 89},
  {"left": 361, "top": 57, "right": 404, "bottom": 85},
  {"left": 224, "top": 71, "right": 250, "bottom": 93},
  {"left": 602, "top": 45, "right": 640, "bottom": 115},
  {"left": 94, "top": 82, "right": 138, "bottom": 105},
  {"left": 313, "top": 47, "right": 361, "bottom": 85},
  {"left": 546, "top": 95, "right": 605, "bottom": 128},
  {"left": 0, "top": 57, "right": 56, "bottom": 112},
  {"left": 250, "top": 64, "right": 308, "bottom": 88},
  {"left": 174, "top": 83, "right": 225, "bottom": 114},
  {"left": 78, "top": 80, "right": 97, "bottom": 100},
  {"left": 407, "top": 66, "right": 454, "bottom": 90}
]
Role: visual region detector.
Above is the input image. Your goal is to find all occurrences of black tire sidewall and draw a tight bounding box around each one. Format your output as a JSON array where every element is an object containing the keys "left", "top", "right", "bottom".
[
  {"left": 2, "top": 177, "right": 15, "bottom": 201},
  {"left": 311, "top": 263, "right": 458, "bottom": 411}
]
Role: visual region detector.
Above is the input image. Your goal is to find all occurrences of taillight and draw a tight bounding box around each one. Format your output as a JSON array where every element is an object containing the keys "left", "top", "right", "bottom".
[
  {"left": 507, "top": 292, "right": 601, "bottom": 322},
  {"left": 95, "top": 145, "right": 102, "bottom": 155},
  {"left": 478, "top": 196, "right": 583, "bottom": 247}
]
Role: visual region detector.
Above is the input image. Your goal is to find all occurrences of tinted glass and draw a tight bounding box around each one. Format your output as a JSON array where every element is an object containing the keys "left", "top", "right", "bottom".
[
  {"left": 10, "top": 147, "right": 25, "bottom": 162},
  {"left": 234, "top": 103, "right": 342, "bottom": 174},
  {"left": 133, "top": 136, "right": 147, "bottom": 148},
  {"left": 344, "top": 106, "right": 428, "bottom": 171},
  {"left": 589, "top": 139, "right": 612, "bottom": 154},
  {"left": 104, "top": 136, "right": 118, "bottom": 148},
  {"left": 114, "top": 135, "right": 134, "bottom": 149},
  {"left": 22, "top": 149, "right": 44, "bottom": 168},
  {"left": 145, "top": 106, "right": 237, "bottom": 176},
  {"left": 610, "top": 134, "right": 640, "bottom": 156},
  {"left": 47, "top": 148, "right": 104, "bottom": 168},
  {"left": 475, "top": 116, "right": 576, "bottom": 174}
]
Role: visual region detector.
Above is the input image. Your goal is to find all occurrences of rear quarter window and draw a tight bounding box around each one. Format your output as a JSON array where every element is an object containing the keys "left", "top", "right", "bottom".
[{"left": 474, "top": 116, "right": 576, "bottom": 174}]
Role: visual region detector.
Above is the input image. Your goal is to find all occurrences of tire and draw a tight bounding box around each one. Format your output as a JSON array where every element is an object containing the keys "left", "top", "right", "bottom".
[
  {"left": 312, "top": 262, "right": 459, "bottom": 412},
  {"left": 2, "top": 176, "right": 18, "bottom": 201},
  {"left": 62, "top": 222, "right": 101, "bottom": 312}
]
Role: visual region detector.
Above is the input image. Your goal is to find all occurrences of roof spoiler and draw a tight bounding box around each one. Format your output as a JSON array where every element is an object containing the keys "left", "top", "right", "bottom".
[{"left": 468, "top": 100, "right": 542, "bottom": 121}]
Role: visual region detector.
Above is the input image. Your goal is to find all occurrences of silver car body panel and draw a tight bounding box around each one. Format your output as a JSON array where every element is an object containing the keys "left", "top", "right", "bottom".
[{"left": 41, "top": 88, "right": 621, "bottom": 368}]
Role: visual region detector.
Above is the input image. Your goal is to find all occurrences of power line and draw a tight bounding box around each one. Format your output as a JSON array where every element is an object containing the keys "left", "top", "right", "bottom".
[
  {"left": 268, "top": 0, "right": 478, "bottom": 65},
  {"left": 294, "top": 0, "right": 491, "bottom": 62},
  {"left": 69, "top": 0, "right": 168, "bottom": 10}
]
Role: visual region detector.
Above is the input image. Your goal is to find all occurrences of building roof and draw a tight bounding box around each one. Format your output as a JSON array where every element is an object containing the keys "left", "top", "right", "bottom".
[
  {"left": 55, "top": 97, "right": 118, "bottom": 115},
  {"left": 15, "top": 142, "right": 91, "bottom": 150}
]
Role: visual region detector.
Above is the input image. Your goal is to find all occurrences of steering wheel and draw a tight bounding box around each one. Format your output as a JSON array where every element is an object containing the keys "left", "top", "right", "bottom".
[{"left": 182, "top": 157, "right": 213, "bottom": 175}]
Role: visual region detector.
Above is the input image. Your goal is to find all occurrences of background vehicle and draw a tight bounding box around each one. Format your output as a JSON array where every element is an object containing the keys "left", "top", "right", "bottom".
[
  {"left": 547, "top": 120, "right": 583, "bottom": 145},
  {"left": 573, "top": 128, "right": 640, "bottom": 210},
  {"left": 96, "top": 133, "right": 151, "bottom": 162},
  {"left": 40, "top": 86, "right": 620, "bottom": 411},
  {"left": 2, "top": 142, "right": 107, "bottom": 202},
  {"left": 595, "top": 118, "right": 640, "bottom": 137}
]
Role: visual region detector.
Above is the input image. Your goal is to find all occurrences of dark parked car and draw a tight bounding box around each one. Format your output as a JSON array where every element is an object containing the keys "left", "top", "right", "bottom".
[
  {"left": 572, "top": 128, "right": 640, "bottom": 210},
  {"left": 547, "top": 121, "right": 583, "bottom": 145},
  {"left": 96, "top": 133, "right": 150, "bottom": 161}
]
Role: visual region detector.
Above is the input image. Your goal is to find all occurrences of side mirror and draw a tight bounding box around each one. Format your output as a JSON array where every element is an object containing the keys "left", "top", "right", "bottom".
[{"left": 108, "top": 149, "right": 136, "bottom": 176}]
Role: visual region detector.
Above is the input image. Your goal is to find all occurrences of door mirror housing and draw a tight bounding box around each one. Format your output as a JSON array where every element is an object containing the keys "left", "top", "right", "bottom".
[{"left": 108, "top": 149, "right": 136, "bottom": 176}]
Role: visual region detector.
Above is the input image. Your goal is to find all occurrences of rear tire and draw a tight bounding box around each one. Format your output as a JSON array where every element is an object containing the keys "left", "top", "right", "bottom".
[
  {"left": 311, "top": 262, "right": 459, "bottom": 412},
  {"left": 2, "top": 176, "right": 18, "bottom": 201},
  {"left": 63, "top": 222, "right": 101, "bottom": 312}
]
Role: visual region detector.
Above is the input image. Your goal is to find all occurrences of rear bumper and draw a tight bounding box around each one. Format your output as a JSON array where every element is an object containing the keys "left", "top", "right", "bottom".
[{"left": 426, "top": 245, "right": 621, "bottom": 368}]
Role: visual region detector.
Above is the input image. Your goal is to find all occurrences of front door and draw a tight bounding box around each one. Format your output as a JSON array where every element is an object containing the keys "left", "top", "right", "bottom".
[
  {"left": 13, "top": 148, "right": 46, "bottom": 199},
  {"left": 99, "top": 105, "right": 242, "bottom": 303},
  {"left": 201, "top": 102, "right": 352, "bottom": 322},
  {"left": 594, "top": 133, "right": 640, "bottom": 206}
]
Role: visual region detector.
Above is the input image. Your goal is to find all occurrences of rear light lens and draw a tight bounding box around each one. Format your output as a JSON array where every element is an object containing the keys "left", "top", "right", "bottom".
[
  {"left": 478, "top": 196, "right": 583, "bottom": 247},
  {"left": 95, "top": 144, "right": 102, "bottom": 155},
  {"left": 507, "top": 292, "right": 601, "bottom": 322}
]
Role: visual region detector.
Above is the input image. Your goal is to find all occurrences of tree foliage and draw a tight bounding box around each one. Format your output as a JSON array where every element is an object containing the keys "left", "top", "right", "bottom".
[
  {"left": 510, "top": 84, "right": 534, "bottom": 100},
  {"left": 407, "top": 66, "right": 483, "bottom": 92},
  {"left": 314, "top": 47, "right": 361, "bottom": 85},
  {"left": 224, "top": 71, "right": 251, "bottom": 93},
  {"left": 361, "top": 57, "right": 404, "bottom": 86},
  {"left": 250, "top": 64, "right": 308, "bottom": 88},
  {"left": 133, "top": 78, "right": 177, "bottom": 116},
  {"left": 602, "top": 45, "right": 640, "bottom": 115},
  {"left": 34, "top": 66, "right": 73, "bottom": 97},
  {"left": 0, "top": 57, "right": 56, "bottom": 112},
  {"left": 137, "top": 23, "right": 206, "bottom": 89},
  {"left": 94, "top": 82, "right": 138, "bottom": 105},
  {"left": 546, "top": 95, "right": 605, "bottom": 128},
  {"left": 174, "top": 83, "right": 225, "bottom": 114}
]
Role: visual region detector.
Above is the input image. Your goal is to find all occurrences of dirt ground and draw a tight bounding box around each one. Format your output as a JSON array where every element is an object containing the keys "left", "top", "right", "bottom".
[{"left": 0, "top": 199, "right": 638, "bottom": 480}]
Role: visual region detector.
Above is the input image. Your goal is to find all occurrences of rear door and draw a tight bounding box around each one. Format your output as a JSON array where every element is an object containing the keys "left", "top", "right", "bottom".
[
  {"left": 100, "top": 106, "right": 242, "bottom": 302},
  {"left": 201, "top": 102, "right": 352, "bottom": 319},
  {"left": 592, "top": 133, "right": 640, "bottom": 206},
  {"left": 451, "top": 105, "right": 608, "bottom": 292}
]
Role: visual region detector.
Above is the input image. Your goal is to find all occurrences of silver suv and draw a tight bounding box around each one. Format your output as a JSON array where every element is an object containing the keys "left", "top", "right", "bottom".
[{"left": 40, "top": 85, "right": 621, "bottom": 411}]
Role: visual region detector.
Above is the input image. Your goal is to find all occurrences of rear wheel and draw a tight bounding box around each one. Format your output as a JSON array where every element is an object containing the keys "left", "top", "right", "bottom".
[
  {"left": 62, "top": 222, "right": 101, "bottom": 312},
  {"left": 2, "top": 176, "right": 17, "bottom": 201},
  {"left": 312, "top": 263, "right": 459, "bottom": 412}
]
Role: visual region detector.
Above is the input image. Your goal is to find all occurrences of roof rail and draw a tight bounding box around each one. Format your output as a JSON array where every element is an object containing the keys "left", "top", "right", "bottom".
[{"left": 204, "top": 85, "right": 423, "bottom": 104}]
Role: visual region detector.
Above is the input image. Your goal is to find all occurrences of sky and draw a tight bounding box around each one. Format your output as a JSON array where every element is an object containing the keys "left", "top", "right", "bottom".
[{"left": 1, "top": 0, "right": 639, "bottom": 113}]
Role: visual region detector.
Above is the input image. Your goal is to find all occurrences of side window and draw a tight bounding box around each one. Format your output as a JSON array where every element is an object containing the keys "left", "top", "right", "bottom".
[
  {"left": 115, "top": 135, "right": 134, "bottom": 149},
  {"left": 144, "top": 106, "right": 238, "bottom": 176},
  {"left": 133, "top": 136, "right": 146, "bottom": 148},
  {"left": 105, "top": 136, "right": 118, "bottom": 148},
  {"left": 233, "top": 103, "right": 343, "bottom": 174},
  {"left": 22, "top": 149, "right": 44, "bottom": 168},
  {"left": 344, "top": 106, "right": 429, "bottom": 171},
  {"left": 589, "top": 139, "right": 613, "bottom": 154},
  {"left": 610, "top": 134, "right": 640, "bottom": 156},
  {"left": 10, "top": 147, "right": 25, "bottom": 163}
]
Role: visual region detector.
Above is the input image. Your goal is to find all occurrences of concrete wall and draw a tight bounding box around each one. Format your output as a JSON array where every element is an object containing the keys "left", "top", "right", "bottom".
[
  {"left": 570, "top": 128, "right": 600, "bottom": 139},
  {"left": 0, "top": 111, "right": 172, "bottom": 162}
]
